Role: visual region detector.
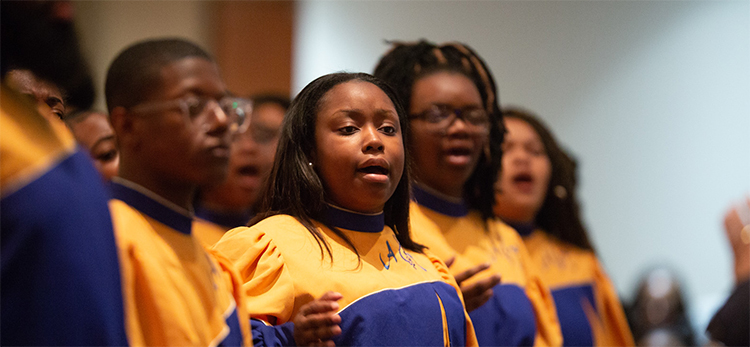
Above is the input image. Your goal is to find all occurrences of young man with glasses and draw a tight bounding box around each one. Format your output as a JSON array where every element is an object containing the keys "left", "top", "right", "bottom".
[{"left": 104, "top": 38, "right": 252, "bottom": 346}]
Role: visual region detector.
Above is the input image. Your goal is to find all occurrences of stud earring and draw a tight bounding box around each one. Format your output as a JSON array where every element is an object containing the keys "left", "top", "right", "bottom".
[
  {"left": 554, "top": 185, "right": 568, "bottom": 199},
  {"left": 308, "top": 162, "right": 313, "bottom": 167}
]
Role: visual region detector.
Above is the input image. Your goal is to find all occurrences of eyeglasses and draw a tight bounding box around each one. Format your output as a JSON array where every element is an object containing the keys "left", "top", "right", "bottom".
[
  {"left": 130, "top": 95, "right": 252, "bottom": 133},
  {"left": 410, "top": 104, "right": 490, "bottom": 134},
  {"left": 236, "top": 123, "right": 280, "bottom": 145}
]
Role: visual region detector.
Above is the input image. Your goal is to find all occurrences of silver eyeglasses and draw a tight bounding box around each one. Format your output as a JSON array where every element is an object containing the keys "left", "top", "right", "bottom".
[{"left": 130, "top": 95, "right": 252, "bottom": 134}]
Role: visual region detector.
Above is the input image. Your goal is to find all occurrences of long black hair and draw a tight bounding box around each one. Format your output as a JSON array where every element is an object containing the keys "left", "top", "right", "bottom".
[
  {"left": 252, "top": 72, "right": 423, "bottom": 260},
  {"left": 373, "top": 40, "right": 504, "bottom": 224},
  {"left": 502, "top": 107, "right": 594, "bottom": 252}
]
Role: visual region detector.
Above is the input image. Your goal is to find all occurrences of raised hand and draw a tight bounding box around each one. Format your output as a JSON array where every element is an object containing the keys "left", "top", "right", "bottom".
[
  {"left": 293, "top": 291, "right": 343, "bottom": 347},
  {"left": 446, "top": 258, "right": 502, "bottom": 312}
]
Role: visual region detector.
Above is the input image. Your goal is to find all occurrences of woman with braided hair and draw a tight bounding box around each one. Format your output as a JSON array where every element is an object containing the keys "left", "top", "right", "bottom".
[
  {"left": 374, "top": 40, "right": 563, "bottom": 347},
  {"left": 494, "top": 107, "right": 634, "bottom": 346}
]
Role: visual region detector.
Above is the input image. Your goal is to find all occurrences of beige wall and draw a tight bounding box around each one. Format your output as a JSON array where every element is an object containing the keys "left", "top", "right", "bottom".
[
  {"left": 74, "top": 1, "right": 294, "bottom": 111},
  {"left": 213, "top": 1, "right": 293, "bottom": 98},
  {"left": 74, "top": 1, "right": 213, "bottom": 111}
]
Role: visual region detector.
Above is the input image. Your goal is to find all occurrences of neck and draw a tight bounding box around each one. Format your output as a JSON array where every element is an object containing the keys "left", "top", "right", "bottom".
[
  {"left": 413, "top": 180, "right": 464, "bottom": 200},
  {"left": 117, "top": 164, "right": 195, "bottom": 211},
  {"left": 199, "top": 195, "right": 252, "bottom": 215},
  {"left": 494, "top": 206, "right": 536, "bottom": 225}
]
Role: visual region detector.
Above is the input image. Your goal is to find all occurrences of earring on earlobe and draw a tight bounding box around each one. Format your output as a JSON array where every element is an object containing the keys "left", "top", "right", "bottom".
[
  {"left": 554, "top": 185, "right": 568, "bottom": 200},
  {"left": 308, "top": 162, "right": 313, "bottom": 167}
]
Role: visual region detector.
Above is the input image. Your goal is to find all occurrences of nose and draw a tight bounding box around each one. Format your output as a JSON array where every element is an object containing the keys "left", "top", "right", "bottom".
[
  {"left": 445, "top": 115, "right": 471, "bottom": 138},
  {"left": 232, "top": 130, "right": 258, "bottom": 153},
  {"left": 509, "top": 147, "right": 531, "bottom": 166},
  {"left": 362, "top": 125, "right": 384, "bottom": 153},
  {"left": 204, "top": 100, "right": 230, "bottom": 136}
]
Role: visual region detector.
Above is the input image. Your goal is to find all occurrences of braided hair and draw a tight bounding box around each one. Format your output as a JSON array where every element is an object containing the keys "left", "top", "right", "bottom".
[{"left": 374, "top": 40, "right": 504, "bottom": 224}]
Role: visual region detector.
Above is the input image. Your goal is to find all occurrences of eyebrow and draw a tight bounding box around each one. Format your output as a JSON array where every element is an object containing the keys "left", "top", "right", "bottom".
[
  {"left": 336, "top": 108, "right": 397, "bottom": 117},
  {"left": 92, "top": 135, "right": 116, "bottom": 149},
  {"left": 46, "top": 96, "right": 64, "bottom": 107}
]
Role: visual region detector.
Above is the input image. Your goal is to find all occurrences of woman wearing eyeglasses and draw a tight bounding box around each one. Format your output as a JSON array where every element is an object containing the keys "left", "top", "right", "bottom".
[
  {"left": 193, "top": 95, "right": 289, "bottom": 246},
  {"left": 374, "top": 40, "right": 563, "bottom": 347}
]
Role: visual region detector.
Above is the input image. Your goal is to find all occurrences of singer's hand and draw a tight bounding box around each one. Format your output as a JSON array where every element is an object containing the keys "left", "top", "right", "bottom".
[
  {"left": 293, "top": 291, "right": 343, "bottom": 347},
  {"left": 724, "top": 196, "right": 750, "bottom": 283},
  {"left": 446, "top": 257, "right": 501, "bottom": 312}
]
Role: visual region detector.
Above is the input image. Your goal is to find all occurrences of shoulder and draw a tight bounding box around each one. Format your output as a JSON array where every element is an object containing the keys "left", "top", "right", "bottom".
[
  {"left": 108, "top": 199, "right": 151, "bottom": 239},
  {"left": 221, "top": 214, "right": 309, "bottom": 244},
  {"left": 0, "top": 87, "right": 76, "bottom": 195},
  {"left": 490, "top": 218, "right": 525, "bottom": 243},
  {"left": 214, "top": 214, "right": 317, "bottom": 264},
  {"left": 532, "top": 230, "right": 594, "bottom": 259},
  {"left": 193, "top": 218, "right": 228, "bottom": 247}
]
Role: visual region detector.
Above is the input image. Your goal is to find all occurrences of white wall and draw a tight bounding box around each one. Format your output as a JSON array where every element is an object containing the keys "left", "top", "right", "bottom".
[{"left": 293, "top": 0, "right": 750, "bottom": 331}]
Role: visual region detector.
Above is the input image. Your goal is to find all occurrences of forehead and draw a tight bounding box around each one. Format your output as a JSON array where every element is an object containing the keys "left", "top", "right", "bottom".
[
  {"left": 411, "top": 71, "right": 481, "bottom": 104},
  {"left": 6, "top": 69, "right": 64, "bottom": 100},
  {"left": 154, "top": 57, "right": 225, "bottom": 99},
  {"left": 253, "top": 103, "right": 285, "bottom": 126},
  {"left": 71, "top": 112, "right": 114, "bottom": 145},
  {"left": 319, "top": 80, "right": 396, "bottom": 114},
  {"left": 504, "top": 117, "right": 541, "bottom": 142}
]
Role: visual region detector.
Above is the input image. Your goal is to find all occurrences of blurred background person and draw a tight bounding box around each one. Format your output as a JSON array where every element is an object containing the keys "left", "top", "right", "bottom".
[
  {"left": 493, "top": 106, "right": 634, "bottom": 346},
  {"left": 4, "top": 68, "right": 66, "bottom": 120},
  {"left": 374, "top": 41, "right": 563, "bottom": 347},
  {"left": 194, "top": 94, "right": 288, "bottom": 246},
  {"left": 64, "top": 110, "right": 120, "bottom": 181},
  {"left": 626, "top": 266, "right": 694, "bottom": 346},
  {"left": 705, "top": 196, "right": 749, "bottom": 346},
  {"left": 1, "top": 1, "right": 127, "bottom": 345}
]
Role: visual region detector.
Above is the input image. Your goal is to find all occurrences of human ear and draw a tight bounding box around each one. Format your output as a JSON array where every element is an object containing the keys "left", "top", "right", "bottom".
[{"left": 109, "top": 106, "right": 139, "bottom": 151}]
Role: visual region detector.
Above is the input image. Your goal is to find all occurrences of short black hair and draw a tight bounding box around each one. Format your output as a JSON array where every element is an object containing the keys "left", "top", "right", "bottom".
[
  {"left": 374, "top": 40, "right": 504, "bottom": 224},
  {"left": 1, "top": 1, "right": 94, "bottom": 111},
  {"left": 502, "top": 107, "right": 594, "bottom": 252},
  {"left": 253, "top": 72, "right": 423, "bottom": 260},
  {"left": 105, "top": 38, "right": 213, "bottom": 112}
]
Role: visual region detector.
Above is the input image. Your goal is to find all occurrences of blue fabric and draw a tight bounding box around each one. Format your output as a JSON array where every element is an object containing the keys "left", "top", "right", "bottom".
[
  {"left": 470, "top": 283, "right": 537, "bottom": 346},
  {"left": 1, "top": 150, "right": 128, "bottom": 346},
  {"left": 325, "top": 205, "right": 384, "bottom": 233},
  {"left": 335, "top": 281, "right": 466, "bottom": 346},
  {"left": 508, "top": 222, "right": 536, "bottom": 237},
  {"left": 194, "top": 203, "right": 253, "bottom": 229},
  {"left": 251, "top": 320, "right": 295, "bottom": 347},
  {"left": 411, "top": 184, "right": 468, "bottom": 217},
  {"left": 552, "top": 284, "right": 597, "bottom": 347},
  {"left": 110, "top": 180, "right": 193, "bottom": 235},
  {"left": 218, "top": 306, "right": 247, "bottom": 346}
]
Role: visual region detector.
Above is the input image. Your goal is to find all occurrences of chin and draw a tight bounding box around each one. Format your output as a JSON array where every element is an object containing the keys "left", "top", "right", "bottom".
[{"left": 199, "top": 170, "right": 230, "bottom": 186}]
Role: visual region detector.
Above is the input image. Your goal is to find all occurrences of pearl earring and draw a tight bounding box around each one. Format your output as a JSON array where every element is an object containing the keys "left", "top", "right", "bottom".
[{"left": 554, "top": 185, "right": 567, "bottom": 199}]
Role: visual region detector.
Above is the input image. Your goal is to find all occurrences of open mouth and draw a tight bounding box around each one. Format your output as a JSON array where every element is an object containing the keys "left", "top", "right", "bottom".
[
  {"left": 237, "top": 165, "right": 259, "bottom": 177},
  {"left": 358, "top": 165, "right": 389, "bottom": 175},
  {"left": 446, "top": 147, "right": 473, "bottom": 156},
  {"left": 513, "top": 173, "right": 533, "bottom": 183}
]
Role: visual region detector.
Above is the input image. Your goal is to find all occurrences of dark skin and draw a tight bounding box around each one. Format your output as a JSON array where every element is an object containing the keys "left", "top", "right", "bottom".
[
  {"left": 111, "top": 56, "right": 342, "bottom": 344},
  {"left": 293, "top": 291, "right": 343, "bottom": 346},
  {"left": 409, "top": 72, "right": 500, "bottom": 312},
  {"left": 445, "top": 258, "right": 501, "bottom": 312},
  {"left": 110, "top": 57, "right": 232, "bottom": 210}
]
